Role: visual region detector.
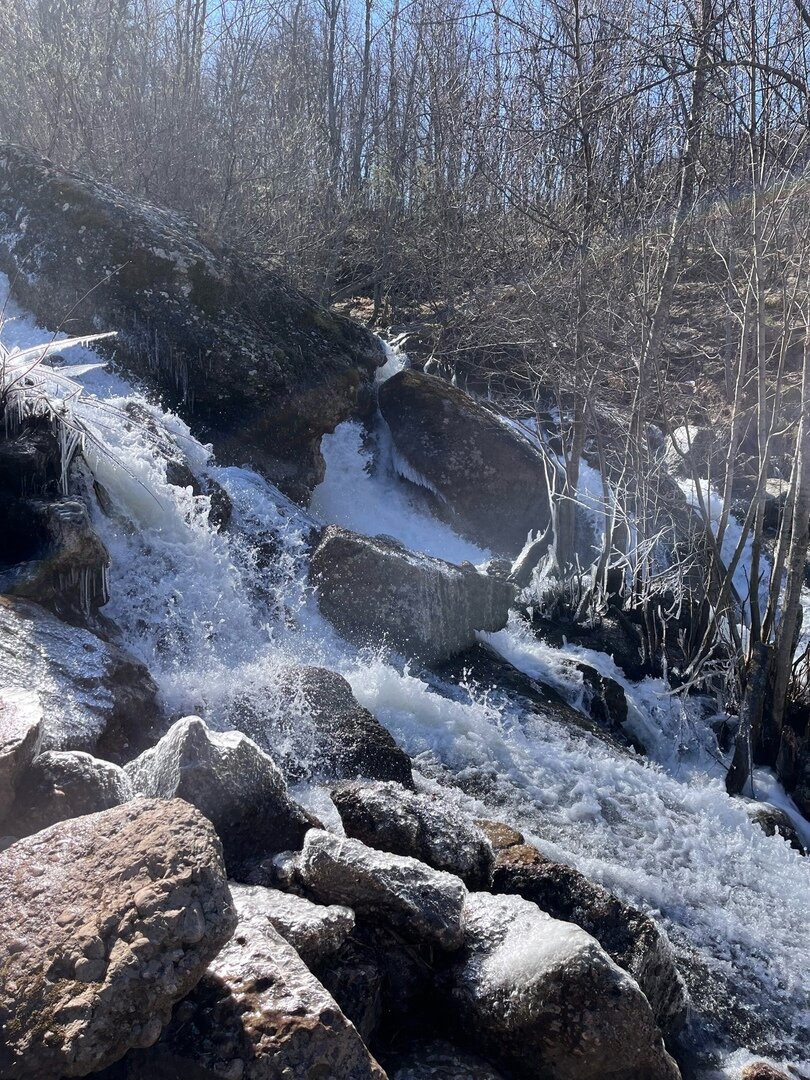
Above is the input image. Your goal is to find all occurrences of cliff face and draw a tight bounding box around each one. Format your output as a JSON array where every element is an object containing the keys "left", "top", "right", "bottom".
[{"left": 0, "top": 144, "right": 384, "bottom": 501}]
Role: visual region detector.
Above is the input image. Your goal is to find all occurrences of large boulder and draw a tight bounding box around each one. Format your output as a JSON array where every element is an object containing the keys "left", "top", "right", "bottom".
[
  {"left": 0, "top": 687, "right": 42, "bottom": 824},
  {"left": 378, "top": 370, "right": 551, "bottom": 555},
  {"left": 105, "top": 888, "right": 386, "bottom": 1079},
  {"left": 4, "top": 749, "right": 133, "bottom": 838},
  {"left": 0, "top": 799, "right": 236, "bottom": 1078},
  {"left": 269, "top": 665, "right": 413, "bottom": 786},
  {"left": 0, "top": 497, "right": 109, "bottom": 623},
  {"left": 228, "top": 883, "right": 355, "bottom": 966},
  {"left": 448, "top": 892, "right": 680, "bottom": 1080},
  {"left": 332, "top": 780, "right": 494, "bottom": 888},
  {"left": 486, "top": 834, "right": 688, "bottom": 1036},
  {"left": 125, "top": 717, "right": 314, "bottom": 874},
  {"left": 0, "top": 143, "right": 385, "bottom": 501},
  {"left": 0, "top": 596, "right": 160, "bottom": 759},
  {"left": 297, "top": 828, "right": 467, "bottom": 950},
  {"left": 310, "top": 526, "right": 515, "bottom": 664}
]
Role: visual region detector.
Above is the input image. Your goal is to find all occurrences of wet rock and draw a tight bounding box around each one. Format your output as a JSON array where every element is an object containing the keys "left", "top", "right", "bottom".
[
  {"left": 298, "top": 828, "right": 467, "bottom": 950},
  {"left": 0, "top": 143, "right": 385, "bottom": 502},
  {"left": 271, "top": 665, "right": 413, "bottom": 786},
  {"left": 491, "top": 843, "right": 689, "bottom": 1036},
  {"left": 743, "top": 800, "right": 805, "bottom": 854},
  {"left": 315, "top": 933, "right": 387, "bottom": 1044},
  {"left": 0, "top": 798, "right": 236, "bottom": 1078},
  {"left": 0, "top": 687, "right": 42, "bottom": 824},
  {"left": 0, "top": 596, "right": 160, "bottom": 759},
  {"left": 228, "top": 882, "right": 355, "bottom": 965},
  {"left": 310, "top": 526, "right": 515, "bottom": 665},
  {"left": 378, "top": 369, "right": 551, "bottom": 556},
  {"left": 332, "top": 780, "right": 494, "bottom": 888},
  {"left": 4, "top": 749, "right": 133, "bottom": 838},
  {"left": 740, "top": 1063, "right": 792, "bottom": 1080},
  {"left": 106, "top": 894, "right": 386, "bottom": 1079},
  {"left": 448, "top": 891, "right": 681, "bottom": 1080},
  {"left": 576, "top": 662, "right": 634, "bottom": 745},
  {"left": 475, "top": 819, "right": 524, "bottom": 851},
  {"left": 0, "top": 497, "right": 109, "bottom": 623},
  {"left": 0, "top": 413, "right": 61, "bottom": 498},
  {"left": 384, "top": 1039, "right": 507, "bottom": 1080},
  {"left": 165, "top": 458, "right": 232, "bottom": 530},
  {"left": 529, "top": 611, "right": 647, "bottom": 682},
  {"left": 125, "top": 717, "right": 314, "bottom": 875}
]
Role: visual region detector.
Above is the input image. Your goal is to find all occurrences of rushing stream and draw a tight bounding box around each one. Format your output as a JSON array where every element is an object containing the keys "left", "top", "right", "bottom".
[{"left": 2, "top": 276, "right": 809, "bottom": 1079}]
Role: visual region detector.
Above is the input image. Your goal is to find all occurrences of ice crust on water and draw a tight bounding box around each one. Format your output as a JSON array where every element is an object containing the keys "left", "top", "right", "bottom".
[{"left": 2, "top": 275, "right": 809, "bottom": 1075}]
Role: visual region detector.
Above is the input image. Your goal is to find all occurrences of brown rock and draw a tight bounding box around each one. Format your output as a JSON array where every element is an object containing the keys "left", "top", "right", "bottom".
[
  {"left": 741, "top": 1063, "right": 792, "bottom": 1080},
  {"left": 475, "top": 818, "right": 524, "bottom": 851},
  {"left": 0, "top": 799, "right": 236, "bottom": 1078}
]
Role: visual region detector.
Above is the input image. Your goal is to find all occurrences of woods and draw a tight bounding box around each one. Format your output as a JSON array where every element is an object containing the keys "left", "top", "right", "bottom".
[{"left": 0, "top": 0, "right": 808, "bottom": 800}]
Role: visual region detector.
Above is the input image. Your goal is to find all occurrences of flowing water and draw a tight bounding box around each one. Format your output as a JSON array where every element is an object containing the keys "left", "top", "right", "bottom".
[{"left": 2, "top": 278, "right": 809, "bottom": 1079}]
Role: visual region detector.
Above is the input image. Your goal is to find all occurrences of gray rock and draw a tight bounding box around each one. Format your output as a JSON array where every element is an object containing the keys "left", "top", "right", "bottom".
[
  {"left": 0, "top": 687, "right": 42, "bottom": 824},
  {"left": 0, "top": 798, "right": 236, "bottom": 1078},
  {"left": 743, "top": 800, "right": 805, "bottom": 854},
  {"left": 229, "top": 882, "right": 355, "bottom": 965},
  {"left": 108, "top": 897, "right": 386, "bottom": 1079},
  {"left": 310, "top": 526, "right": 515, "bottom": 665},
  {"left": 0, "top": 143, "right": 385, "bottom": 502},
  {"left": 0, "top": 596, "right": 160, "bottom": 759},
  {"left": 664, "top": 425, "right": 724, "bottom": 481},
  {"left": 5, "top": 749, "right": 133, "bottom": 838},
  {"left": 125, "top": 717, "right": 314, "bottom": 874},
  {"left": 298, "top": 828, "right": 467, "bottom": 949},
  {"left": 449, "top": 892, "right": 681, "bottom": 1080},
  {"left": 265, "top": 665, "right": 413, "bottom": 786},
  {"left": 332, "top": 780, "right": 494, "bottom": 888},
  {"left": 378, "top": 369, "right": 552, "bottom": 556},
  {"left": 491, "top": 841, "right": 689, "bottom": 1036}
]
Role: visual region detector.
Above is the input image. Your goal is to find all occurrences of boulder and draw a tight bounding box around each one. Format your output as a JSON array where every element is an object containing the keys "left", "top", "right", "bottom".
[
  {"left": 0, "top": 413, "right": 61, "bottom": 498},
  {"left": 0, "top": 687, "right": 42, "bottom": 823},
  {"left": 0, "top": 143, "right": 385, "bottom": 501},
  {"left": 310, "top": 526, "right": 515, "bottom": 664},
  {"left": 385, "top": 1040, "right": 507, "bottom": 1080},
  {"left": 105, "top": 894, "right": 386, "bottom": 1080},
  {"left": 0, "top": 799, "right": 236, "bottom": 1078},
  {"left": 228, "top": 882, "right": 355, "bottom": 966},
  {"left": 378, "top": 369, "right": 552, "bottom": 556},
  {"left": 740, "top": 1063, "right": 792, "bottom": 1080},
  {"left": 448, "top": 892, "right": 681, "bottom": 1080},
  {"left": 331, "top": 780, "right": 494, "bottom": 888},
  {"left": 743, "top": 800, "right": 805, "bottom": 854},
  {"left": 297, "top": 829, "right": 467, "bottom": 950},
  {"left": 491, "top": 842, "right": 689, "bottom": 1036},
  {"left": 4, "top": 749, "right": 133, "bottom": 838},
  {"left": 0, "top": 596, "right": 160, "bottom": 759},
  {"left": 0, "top": 497, "right": 109, "bottom": 623},
  {"left": 125, "top": 717, "right": 314, "bottom": 874},
  {"left": 270, "top": 666, "right": 413, "bottom": 786}
]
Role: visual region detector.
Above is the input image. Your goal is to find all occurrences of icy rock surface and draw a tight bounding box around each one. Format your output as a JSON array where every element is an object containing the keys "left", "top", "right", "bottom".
[
  {"left": 121, "top": 896, "right": 386, "bottom": 1079},
  {"left": 0, "top": 686, "right": 42, "bottom": 823},
  {"left": 491, "top": 841, "right": 689, "bottom": 1036},
  {"left": 229, "top": 882, "right": 355, "bottom": 965},
  {"left": 7, "top": 749, "right": 133, "bottom": 837},
  {"left": 125, "top": 717, "right": 314, "bottom": 873},
  {"left": 298, "top": 828, "right": 467, "bottom": 949},
  {"left": 0, "top": 596, "right": 159, "bottom": 758},
  {"left": 450, "top": 892, "right": 681, "bottom": 1080},
  {"left": 310, "top": 525, "right": 515, "bottom": 664},
  {"left": 332, "top": 780, "right": 494, "bottom": 888},
  {"left": 0, "top": 799, "right": 236, "bottom": 1079}
]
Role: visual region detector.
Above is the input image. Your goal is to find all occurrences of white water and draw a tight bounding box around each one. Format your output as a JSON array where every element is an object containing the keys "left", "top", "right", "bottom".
[{"left": 2, "top": 278, "right": 809, "bottom": 1078}]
